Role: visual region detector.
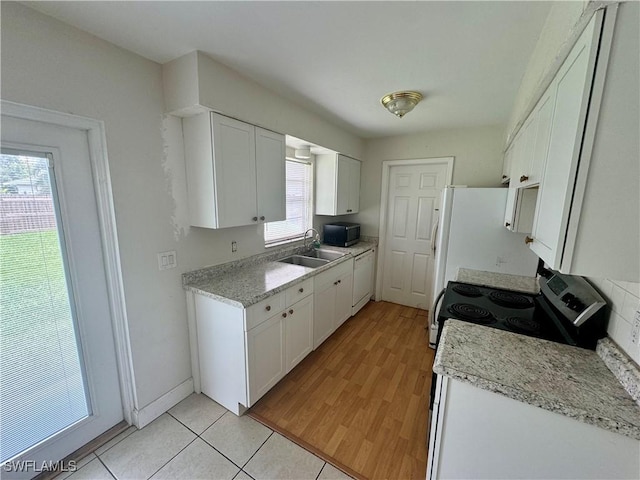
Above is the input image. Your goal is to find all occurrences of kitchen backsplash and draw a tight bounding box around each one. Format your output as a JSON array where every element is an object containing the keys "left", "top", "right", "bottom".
[{"left": 589, "top": 278, "right": 640, "bottom": 365}]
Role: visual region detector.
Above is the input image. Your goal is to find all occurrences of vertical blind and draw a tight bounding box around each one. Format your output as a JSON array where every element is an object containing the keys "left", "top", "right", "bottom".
[
  {"left": 264, "top": 159, "right": 313, "bottom": 245},
  {"left": 0, "top": 152, "right": 89, "bottom": 462}
]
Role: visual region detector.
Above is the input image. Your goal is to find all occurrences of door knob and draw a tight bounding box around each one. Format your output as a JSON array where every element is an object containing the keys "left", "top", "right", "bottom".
[
  {"left": 289, "top": 309, "right": 294, "bottom": 315},
  {"left": 252, "top": 216, "right": 258, "bottom": 222},
  {"left": 282, "top": 313, "right": 287, "bottom": 318},
  {"left": 260, "top": 216, "right": 265, "bottom": 221},
  {"left": 265, "top": 305, "right": 271, "bottom": 311},
  {"left": 298, "top": 288, "right": 304, "bottom": 293},
  {"left": 525, "top": 236, "right": 534, "bottom": 245}
]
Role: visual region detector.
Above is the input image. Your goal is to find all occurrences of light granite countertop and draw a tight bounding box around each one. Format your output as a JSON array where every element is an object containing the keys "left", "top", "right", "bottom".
[
  {"left": 456, "top": 268, "right": 539, "bottom": 294},
  {"left": 183, "top": 241, "right": 376, "bottom": 308},
  {"left": 434, "top": 319, "right": 640, "bottom": 440}
]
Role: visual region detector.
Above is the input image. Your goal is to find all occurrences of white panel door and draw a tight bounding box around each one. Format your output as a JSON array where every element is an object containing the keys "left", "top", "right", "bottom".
[
  {"left": 211, "top": 113, "right": 257, "bottom": 228},
  {"left": 382, "top": 163, "right": 448, "bottom": 309},
  {"left": 1, "top": 116, "right": 123, "bottom": 478},
  {"left": 255, "top": 127, "right": 285, "bottom": 224}
]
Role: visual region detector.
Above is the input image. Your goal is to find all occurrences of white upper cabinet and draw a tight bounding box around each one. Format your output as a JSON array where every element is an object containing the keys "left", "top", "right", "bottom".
[
  {"left": 528, "top": 5, "right": 639, "bottom": 281},
  {"left": 316, "top": 153, "right": 361, "bottom": 215},
  {"left": 530, "top": 13, "right": 601, "bottom": 267},
  {"left": 183, "top": 112, "right": 285, "bottom": 229}
]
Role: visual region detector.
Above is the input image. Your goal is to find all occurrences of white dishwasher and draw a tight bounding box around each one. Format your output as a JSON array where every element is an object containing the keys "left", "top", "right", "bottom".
[{"left": 352, "top": 248, "right": 374, "bottom": 315}]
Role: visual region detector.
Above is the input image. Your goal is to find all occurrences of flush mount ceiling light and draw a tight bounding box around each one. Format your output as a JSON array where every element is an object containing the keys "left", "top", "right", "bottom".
[
  {"left": 294, "top": 146, "right": 311, "bottom": 159},
  {"left": 381, "top": 91, "right": 424, "bottom": 118}
]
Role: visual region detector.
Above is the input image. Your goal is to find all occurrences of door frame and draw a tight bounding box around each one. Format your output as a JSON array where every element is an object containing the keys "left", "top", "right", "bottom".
[
  {"left": 375, "top": 157, "right": 454, "bottom": 302},
  {"left": 1, "top": 100, "right": 136, "bottom": 424}
]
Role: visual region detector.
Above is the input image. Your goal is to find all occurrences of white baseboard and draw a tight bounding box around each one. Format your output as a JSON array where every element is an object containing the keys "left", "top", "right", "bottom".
[{"left": 131, "top": 378, "right": 194, "bottom": 428}]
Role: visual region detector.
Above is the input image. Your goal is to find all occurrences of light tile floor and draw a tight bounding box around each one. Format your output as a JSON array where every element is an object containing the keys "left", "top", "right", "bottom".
[{"left": 57, "top": 394, "right": 352, "bottom": 480}]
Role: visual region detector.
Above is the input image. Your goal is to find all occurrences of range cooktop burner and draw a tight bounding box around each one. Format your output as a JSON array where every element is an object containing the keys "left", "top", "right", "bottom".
[
  {"left": 447, "top": 303, "right": 495, "bottom": 324},
  {"left": 506, "top": 316, "right": 541, "bottom": 335},
  {"left": 452, "top": 284, "right": 483, "bottom": 297},
  {"left": 489, "top": 291, "right": 534, "bottom": 309}
]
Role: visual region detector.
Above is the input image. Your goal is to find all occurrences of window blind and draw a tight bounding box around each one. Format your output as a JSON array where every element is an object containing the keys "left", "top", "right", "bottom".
[
  {"left": 264, "top": 159, "right": 313, "bottom": 245},
  {"left": 0, "top": 152, "right": 89, "bottom": 462}
]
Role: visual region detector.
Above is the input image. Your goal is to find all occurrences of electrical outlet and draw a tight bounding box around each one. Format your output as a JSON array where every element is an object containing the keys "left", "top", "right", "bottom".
[
  {"left": 157, "top": 250, "right": 177, "bottom": 271},
  {"left": 231, "top": 241, "right": 237, "bottom": 253},
  {"left": 631, "top": 310, "right": 640, "bottom": 345}
]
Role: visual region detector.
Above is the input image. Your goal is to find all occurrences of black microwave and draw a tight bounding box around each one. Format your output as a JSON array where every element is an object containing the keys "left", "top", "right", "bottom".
[{"left": 323, "top": 222, "right": 360, "bottom": 247}]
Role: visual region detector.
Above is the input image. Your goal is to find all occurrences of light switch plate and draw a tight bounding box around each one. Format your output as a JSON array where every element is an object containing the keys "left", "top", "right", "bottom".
[{"left": 157, "top": 250, "right": 177, "bottom": 271}]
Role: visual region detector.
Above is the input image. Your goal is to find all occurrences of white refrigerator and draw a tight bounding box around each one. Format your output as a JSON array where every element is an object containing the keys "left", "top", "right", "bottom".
[{"left": 429, "top": 187, "right": 539, "bottom": 345}]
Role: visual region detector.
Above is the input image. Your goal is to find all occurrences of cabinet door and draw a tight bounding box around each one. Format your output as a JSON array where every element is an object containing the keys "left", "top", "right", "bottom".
[
  {"left": 529, "top": 86, "right": 556, "bottom": 186},
  {"left": 335, "top": 270, "right": 354, "bottom": 328},
  {"left": 285, "top": 295, "right": 313, "bottom": 372},
  {"left": 313, "top": 278, "right": 336, "bottom": 348},
  {"left": 255, "top": 128, "right": 286, "bottom": 223},
  {"left": 211, "top": 114, "right": 257, "bottom": 228},
  {"left": 336, "top": 155, "right": 350, "bottom": 215},
  {"left": 530, "top": 19, "right": 599, "bottom": 267},
  {"left": 503, "top": 142, "right": 518, "bottom": 230},
  {"left": 246, "top": 313, "right": 285, "bottom": 406},
  {"left": 347, "top": 158, "right": 361, "bottom": 214},
  {"left": 517, "top": 115, "right": 538, "bottom": 187}
]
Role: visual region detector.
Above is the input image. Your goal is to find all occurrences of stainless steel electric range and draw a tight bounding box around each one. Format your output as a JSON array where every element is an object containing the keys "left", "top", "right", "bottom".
[{"left": 429, "top": 270, "right": 608, "bottom": 410}]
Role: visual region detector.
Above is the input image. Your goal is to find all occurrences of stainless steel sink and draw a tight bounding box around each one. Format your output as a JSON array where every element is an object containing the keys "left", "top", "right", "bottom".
[
  {"left": 278, "top": 255, "right": 329, "bottom": 268},
  {"left": 302, "top": 249, "right": 345, "bottom": 261}
]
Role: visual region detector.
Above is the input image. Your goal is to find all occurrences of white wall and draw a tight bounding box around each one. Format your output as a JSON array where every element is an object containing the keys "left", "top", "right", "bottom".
[
  {"left": 164, "top": 52, "right": 364, "bottom": 161},
  {"left": 589, "top": 278, "right": 640, "bottom": 364},
  {"left": 1, "top": 2, "right": 190, "bottom": 411},
  {"left": 355, "top": 125, "right": 505, "bottom": 237},
  {"left": 0, "top": 2, "right": 363, "bottom": 418}
]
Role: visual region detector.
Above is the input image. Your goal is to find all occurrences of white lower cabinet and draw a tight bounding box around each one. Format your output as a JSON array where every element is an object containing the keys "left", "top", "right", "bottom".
[
  {"left": 313, "top": 258, "right": 355, "bottom": 348},
  {"left": 427, "top": 376, "right": 639, "bottom": 479},
  {"left": 187, "top": 278, "right": 314, "bottom": 415}
]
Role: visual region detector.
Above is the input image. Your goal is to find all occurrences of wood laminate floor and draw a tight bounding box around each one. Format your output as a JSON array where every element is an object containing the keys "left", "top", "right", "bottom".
[{"left": 249, "top": 301, "right": 435, "bottom": 480}]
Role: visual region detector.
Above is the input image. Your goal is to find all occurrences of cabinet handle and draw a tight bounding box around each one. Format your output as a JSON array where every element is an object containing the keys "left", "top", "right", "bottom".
[
  {"left": 520, "top": 175, "right": 529, "bottom": 183},
  {"left": 252, "top": 216, "right": 258, "bottom": 222},
  {"left": 265, "top": 305, "right": 271, "bottom": 311},
  {"left": 282, "top": 312, "right": 287, "bottom": 318},
  {"left": 260, "top": 216, "right": 265, "bottom": 221},
  {"left": 334, "top": 281, "right": 338, "bottom": 285},
  {"left": 289, "top": 309, "right": 294, "bottom": 315},
  {"left": 337, "top": 279, "right": 341, "bottom": 284},
  {"left": 525, "top": 236, "right": 534, "bottom": 245},
  {"left": 505, "top": 222, "right": 511, "bottom": 227},
  {"left": 502, "top": 175, "right": 507, "bottom": 179},
  {"left": 298, "top": 287, "right": 304, "bottom": 293},
  {"left": 347, "top": 209, "right": 352, "bottom": 213}
]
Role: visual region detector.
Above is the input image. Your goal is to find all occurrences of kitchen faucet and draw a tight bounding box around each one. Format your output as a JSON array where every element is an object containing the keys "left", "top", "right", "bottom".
[{"left": 303, "top": 228, "right": 321, "bottom": 250}]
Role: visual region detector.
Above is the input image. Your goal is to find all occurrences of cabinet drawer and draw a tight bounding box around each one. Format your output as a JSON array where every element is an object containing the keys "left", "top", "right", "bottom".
[
  {"left": 285, "top": 278, "right": 313, "bottom": 306},
  {"left": 246, "top": 292, "right": 285, "bottom": 331},
  {"left": 314, "top": 258, "right": 354, "bottom": 286}
]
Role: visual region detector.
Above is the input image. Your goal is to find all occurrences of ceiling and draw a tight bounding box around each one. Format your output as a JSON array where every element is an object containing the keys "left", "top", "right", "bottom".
[{"left": 25, "top": 1, "right": 552, "bottom": 139}]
